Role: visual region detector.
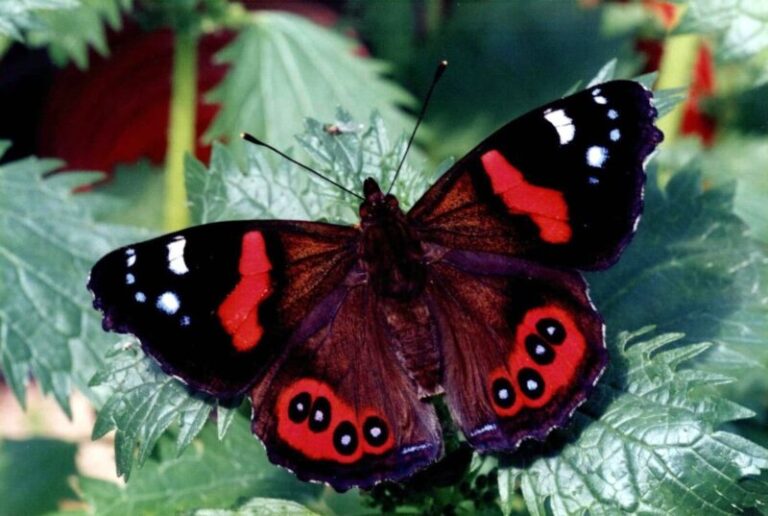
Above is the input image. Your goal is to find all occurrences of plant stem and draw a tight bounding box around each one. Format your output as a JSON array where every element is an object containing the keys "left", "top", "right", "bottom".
[
  {"left": 654, "top": 4, "right": 699, "bottom": 186},
  {"left": 164, "top": 29, "right": 198, "bottom": 231},
  {"left": 656, "top": 34, "right": 699, "bottom": 144}
]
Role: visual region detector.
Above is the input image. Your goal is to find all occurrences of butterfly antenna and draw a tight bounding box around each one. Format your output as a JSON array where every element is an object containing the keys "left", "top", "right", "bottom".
[
  {"left": 386, "top": 60, "right": 448, "bottom": 195},
  {"left": 241, "top": 133, "right": 364, "bottom": 201}
]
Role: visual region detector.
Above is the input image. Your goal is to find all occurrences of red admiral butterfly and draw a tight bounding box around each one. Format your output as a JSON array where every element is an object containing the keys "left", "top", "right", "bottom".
[{"left": 89, "top": 78, "right": 662, "bottom": 491}]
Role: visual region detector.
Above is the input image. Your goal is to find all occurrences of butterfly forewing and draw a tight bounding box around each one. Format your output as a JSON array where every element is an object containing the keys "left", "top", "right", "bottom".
[
  {"left": 409, "top": 80, "right": 662, "bottom": 269},
  {"left": 88, "top": 220, "right": 358, "bottom": 397}
]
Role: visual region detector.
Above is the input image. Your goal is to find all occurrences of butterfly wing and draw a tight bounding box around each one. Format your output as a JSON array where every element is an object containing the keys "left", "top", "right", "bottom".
[
  {"left": 425, "top": 250, "right": 605, "bottom": 451},
  {"left": 250, "top": 282, "right": 442, "bottom": 491},
  {"left": 409, "top": 80, "right": 663, "bottom": 269},
  {"left": 88, "top": 220, "right": 358, "bottom": 397},
  {"left": 413, "top": 81, "right": 661, "bottom": 451}
]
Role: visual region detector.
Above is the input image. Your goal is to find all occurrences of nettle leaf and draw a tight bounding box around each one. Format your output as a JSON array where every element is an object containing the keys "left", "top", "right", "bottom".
[
  {"left": 0, "top": 142, "right": 148, "bottom": 413},
  {"left": 499, "top": 330, "right": 768, "bottom": 515},
  {"left": 190, "top": 110, "right": 425, "bottom": 226},
  {"left": 92, "top": 111, "right": 419, "bottom": 481},
  {"left": 588, "top": 168, "right": 768, "bottom": 370},
  {"left": 205, "top": 11, "right": 414, "bottom": 161},
  {"left": 191, "top": 497, "right": 320, "bottom": 516},
  {"left": 678, "top": 0, "right": 768, "bottom": 60},
  {"left": 89, "top": 340, "right": 234, "bottom": 479},
  {"left": 77, "top": 414, "right": 331, "bottom": 515},
  {"left": 695, "top": 137, "right": 768, "bottom": 245},
  {"left": 24, "top": 0, "right": 133, "bottom": 68},
  {"left": 0, "top": 0, "right": 78, "bottom": 41}
]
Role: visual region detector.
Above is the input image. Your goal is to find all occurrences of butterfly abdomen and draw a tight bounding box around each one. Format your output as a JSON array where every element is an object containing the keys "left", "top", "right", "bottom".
[{"left": 380, "top": 296, "right": 443, "bottom": 398}]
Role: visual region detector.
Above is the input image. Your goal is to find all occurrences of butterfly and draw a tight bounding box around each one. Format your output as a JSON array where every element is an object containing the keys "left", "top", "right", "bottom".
[{"left": 88, "top": 79, "right": 662, "bottom": 491}]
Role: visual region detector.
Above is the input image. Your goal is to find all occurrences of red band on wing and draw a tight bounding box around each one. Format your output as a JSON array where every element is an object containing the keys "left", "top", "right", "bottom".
[
  {"left": 276, "top": 378, "right": 394, "bottom": 464},
  {"left": 488, "top": 305, "right": 587, "bottom": 417},
  {"left": 480, "top": 150, "right": 572, "bottom": 244},
  {"left": 217, "top": 231, "right": 273, "bottom": 351}
]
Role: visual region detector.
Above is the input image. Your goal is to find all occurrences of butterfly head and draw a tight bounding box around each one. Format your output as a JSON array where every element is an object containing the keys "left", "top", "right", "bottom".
[{"left": 360, "top": 178, "right": 401, "bottom": 224}]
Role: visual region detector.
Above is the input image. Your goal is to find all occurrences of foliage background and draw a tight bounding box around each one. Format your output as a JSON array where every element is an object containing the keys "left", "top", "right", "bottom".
[{"left": 1, "top": 0, "right": 768, "bottom": 514}]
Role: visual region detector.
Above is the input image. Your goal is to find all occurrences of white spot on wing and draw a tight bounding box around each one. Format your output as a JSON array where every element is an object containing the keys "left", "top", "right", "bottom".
[
  {"left": 157, "top": 291, "right": 180, "bottom": 315},
  {"left": 126, "top": 273, "right": 135, "bottom": 285},
  {"left": 180, "top": 315, "right": 191, "bottom": 327},
  {"left": 127, "top": 255, "right": 136, "bottom": 267},
  {"left": 340, "top": 434, "right": 352, "bottom": 446},
  {"left": 608, "top": 109, "right": 619, "bottom": 120},
  {"left": 610, "top": 128, "right": 621, "bottom": 141},
  {"left": 588, "top": 176, "right": 600, "bottom": 185},
  {"left": 527, "top": 379, "right": 539, "bottom": 391},
  {"left": 135, "top": 292, "right": 146, "bottom": 303},
  {"left": 594, "top": 95, "right": 608, "bottom": 105},
  {"left": 370, "top": 427, "right": 382, "bottom": 438},
  {"left": 543, "top": 109, "right": 575, "bottom": 145},
  {"left": 587, "top": 146, "right": 608, "bottom": 168},
  {"left": 166, "top": 238, "right": 189, "bottom": 275}
]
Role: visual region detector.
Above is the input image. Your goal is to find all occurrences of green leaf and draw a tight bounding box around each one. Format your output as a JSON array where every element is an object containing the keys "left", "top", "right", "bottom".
[
  {"left": 89, "top": 340, "right": 229, "bottom": 479},
  {"left": 25, "top": 0, "right": 133, "bottom": 68},
  {"left": 0, "top": 0, "right": 78, "bottom": 41},
  {"left": 588, "top": 169, "right": 767, "bottom": 367},
  {"left": 697, "top": 137, "right": 768, "bottom": 244},
  {"left": 76, "top": 414, "right": 337, "bottom": 515},
  {"left": 191, "top": 497, "right": 320, "bottom": 515},
  {"left": 0, "top": 437, "right": 78, "bottom": 515},
  {"left": 499, "top": 330, "right": 768, "bottom": 515},
  {"left": 678, "top": 0, "right": 768, "bottom": 61},
  {"left": 83, "top": 159, "right": 166, "bottom": 231},
  {"left": 0, "top": 143, "right": 149, "bottom": 413},
  {"left": 204, "top": 12, "right": 414, "bottom": 162},
  {"left": 190, "top": 110, "right": 426, "bottom": 226}
]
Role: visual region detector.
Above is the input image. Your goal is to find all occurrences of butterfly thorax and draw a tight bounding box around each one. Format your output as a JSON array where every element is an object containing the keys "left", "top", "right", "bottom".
[{"left": 359, "top": 178, "right": 426, "bottom": 299}]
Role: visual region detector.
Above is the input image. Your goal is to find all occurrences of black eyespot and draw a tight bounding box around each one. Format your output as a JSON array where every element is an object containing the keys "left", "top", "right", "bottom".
[
  {"left": 525, "top": 334, "right": 555, "bottom": 365},
  {"left": 491, "top": 377, "right": 516, "bottom": 408},
  {"left": 536, "top": 318, "right": 565, "bottom": 344},
  {"left": 518, "top": 368, "right": 545, "bottom": 400},
  {"left": 333, "top": 421, "right": 358, "bottom": 455},
  {"left": 363, "top": 416, "right": 389, "bottom": 447},
  {"left": 308, "top": 396, "right": 331, "bottom": 432},
  {"left": 288, "top": 392, "right": 312, "bottom": 423}
]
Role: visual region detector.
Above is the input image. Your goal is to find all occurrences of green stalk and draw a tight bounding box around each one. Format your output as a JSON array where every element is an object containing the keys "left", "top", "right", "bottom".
[
  {"left": 164, "top": 29, "right": 198, "bottom": 231},
  {"left": 654, "top": 4, "right": 699, "bottom": 186},
  {"left": 656, "top": 33, "right": 699, "bottom": 144}
]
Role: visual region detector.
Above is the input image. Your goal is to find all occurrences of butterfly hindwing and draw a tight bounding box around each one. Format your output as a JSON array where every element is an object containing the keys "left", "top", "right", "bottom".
[
  {"left": 250, "top": 284, "right": 442, "bottom": 490},
  {"left": 425, "top": 249, "right": 606, "bottom": 451},
  {"left": 88, "top": 220, "right": 357, "bottom": 397},
  {"left": 409, "top": 80, "right": 662, "bottom": 269}
]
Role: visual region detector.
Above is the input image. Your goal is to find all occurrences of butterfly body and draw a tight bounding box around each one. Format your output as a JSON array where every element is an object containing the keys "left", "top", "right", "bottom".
[
  {"left": 89, "top": 80, "right": 662, "bottom": 490},
  {"left": 359, "top": 178, "right": 427, "bottom": 299}
]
